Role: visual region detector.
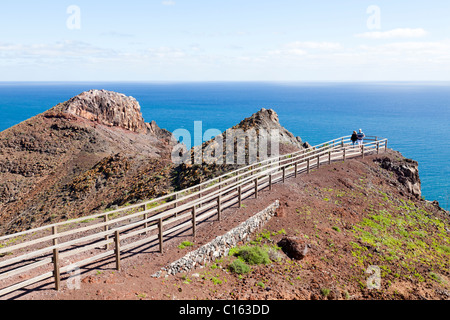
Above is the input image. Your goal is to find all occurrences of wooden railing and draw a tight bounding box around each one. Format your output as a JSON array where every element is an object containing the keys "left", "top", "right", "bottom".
[{"left": 0, "top": 135, "right": 387, "bottom": 298}]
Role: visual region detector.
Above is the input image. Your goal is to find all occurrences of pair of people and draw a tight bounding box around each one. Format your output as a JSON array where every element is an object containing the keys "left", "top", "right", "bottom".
[{"left": 351, "top": 129, "right": 365, "bottom": 148}]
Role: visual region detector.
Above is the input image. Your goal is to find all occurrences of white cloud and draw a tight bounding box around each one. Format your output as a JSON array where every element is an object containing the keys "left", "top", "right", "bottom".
[{"left": 355, "top": 28, "right": 428, "bottom": 39}]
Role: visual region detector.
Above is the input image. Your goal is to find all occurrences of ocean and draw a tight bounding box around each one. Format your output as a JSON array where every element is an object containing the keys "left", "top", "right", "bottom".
[{"left": 0, "top": 82, "right": 449, "bottom": 210}]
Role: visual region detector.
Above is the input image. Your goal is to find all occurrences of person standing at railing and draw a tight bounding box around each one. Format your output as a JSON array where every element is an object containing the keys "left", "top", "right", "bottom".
[
  {"left": 351, "top": 131, "right": 358, "bottom": 147},
  {"left": 357, "top": 129, "right": 365, "bottom": 149}
]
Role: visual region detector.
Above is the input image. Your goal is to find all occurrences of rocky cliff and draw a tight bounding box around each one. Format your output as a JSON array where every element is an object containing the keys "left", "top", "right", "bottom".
[{"left": 0, "top": 90, "right": 177, "bottom": 234}]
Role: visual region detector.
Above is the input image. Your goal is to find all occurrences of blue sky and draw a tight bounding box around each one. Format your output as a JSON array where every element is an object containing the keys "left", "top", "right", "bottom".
[{"left": 1, "top": 0, "right": 449, "bottom": 81}]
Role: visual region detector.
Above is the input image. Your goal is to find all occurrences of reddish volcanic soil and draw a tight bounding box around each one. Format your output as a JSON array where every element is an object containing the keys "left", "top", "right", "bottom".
[{"left": 8, "top": 151, "right": 450, "bottom": 301}]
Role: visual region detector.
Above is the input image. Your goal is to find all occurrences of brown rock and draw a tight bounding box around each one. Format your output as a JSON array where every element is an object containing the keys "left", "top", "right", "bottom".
[
  {"left": 277, "top": 236, "right": 310, "bottom": 260},
  {"left": 63, "top": 89, "right": 147, "bottom": 133}
]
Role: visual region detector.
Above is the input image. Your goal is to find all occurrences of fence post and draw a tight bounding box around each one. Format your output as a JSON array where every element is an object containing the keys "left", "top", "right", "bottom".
[
  {"left": 104, "top": 214, "right": 109, "bottom": 250},
  {"left": 328, "top": 151, "right": 331, "bottom": 165},
  {"left": 362, "top": 145, "right": 365, "bottom": 159},
  {"left": 52, "top": 226, "right": 60, "bottom": 291},
  {"left": 238, "top": 185, "right": 242, "bottom": 207},
  {"left": 282, "top": 167, "right": 285, "bottom": 183},
  {"left": 294, "top": 162, "right": 298, "bottom": 178},
  {"left": 114, "top": 230, "right": 121, "bottom": 271},
  {"left": 385, "top": 140, "right": 388, "bottom": 152},
  {"left": 192, "top": 206, "right": 197, "bottom": 238},
  {"left": 158, "top": 218, "right": 164, "bottom": 254},
  {"left": 269, "top": 174, "right": 272, "bottom": 191},
  {"left": 217, "top": 195, "right": 222, "bottom": 221},
  {"left": 377, "top": 142, "right": 380, "bottom": 154},
  {"left": 307, "top": 159, "right": 310, "bottom": 174},
  {"left": 343, "top": 148, "right": 346, "bottom": 161},
  {"left": 254, "top": 178, "right": 259, "bottom": 199},
  {"left": 317, "top": 155, "right": 320, "bottom": 169},
  {"left": 143, "top": 212, "right": 148, "bottom": 234}
]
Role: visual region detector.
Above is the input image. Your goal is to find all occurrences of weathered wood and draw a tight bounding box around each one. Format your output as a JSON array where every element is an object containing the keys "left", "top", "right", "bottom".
[
  {"left": 377, "top": 142, "right": 380, "bottom": 154},
  {"left": 307, "top": 159, "right": 310, "bottom": 174},
  {"left": 343, "top": 148, "right": 346, "bottom": 161},
  {"left": 317, "top": 155, "right": 320, "bottom": 168},
  {"left": 158, "top": 218, "right": 164, "bottom": 254},
  {"left": 217, "top": 195, "right": 222, "bottom": 221},
  {"left": 362, "top": 145, "right": 365, "bottom": 159},
  {"left": 328, "top": 151, "right": 331, "bottom": 165},
  {"left": 143, "top": 212, "right": 148, "bottom": 234},
  {"left": 52, "top": 226, "right": 60, "bottom": 291},
  {"left": 104, "top": 215, "right": 109, "bottom": 250},
  {"left": 114, "top": 230, "right": 121, "bottom": 271},
  {"left": 294, "top": 162, "right": 298, "bottom": 178},
  {"left": 269, "top": 174, "right": 272, "bottom": 191},
  {"left": 255, "top": 178, "right": 259, "bottom": 199},
  {"left": 238, "top": 185, "right": 242, "bottom": 207},
  {"left": 192, "top": 206, "right": 197, "bottom": 237}
]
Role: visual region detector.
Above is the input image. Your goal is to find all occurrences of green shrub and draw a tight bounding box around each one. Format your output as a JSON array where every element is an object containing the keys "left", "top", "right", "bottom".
[
  {"left": 231, "top": 246, "right": 271, "bottom": 265},
  {"left": 228, "top": 259, "right": 251, "bottom": 274}
]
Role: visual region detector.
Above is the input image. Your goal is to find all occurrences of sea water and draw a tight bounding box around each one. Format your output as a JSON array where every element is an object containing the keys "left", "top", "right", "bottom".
[{"left": 0, "top": 82, "right": 449, "bottom": 209}]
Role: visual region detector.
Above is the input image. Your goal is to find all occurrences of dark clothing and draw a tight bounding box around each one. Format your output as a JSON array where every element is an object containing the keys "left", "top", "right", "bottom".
[{"left": 351, "top": 133, "right": 358, "bottom": 142}]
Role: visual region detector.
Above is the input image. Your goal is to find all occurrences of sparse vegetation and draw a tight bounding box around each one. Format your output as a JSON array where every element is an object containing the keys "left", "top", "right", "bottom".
[{"left": 178, "top": 241, "right": 195, "bottom": 249}]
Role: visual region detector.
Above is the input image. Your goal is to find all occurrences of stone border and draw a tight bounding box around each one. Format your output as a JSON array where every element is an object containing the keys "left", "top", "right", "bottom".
[{"left": 152, "top": 200, "right": 280, "bottom": 277}]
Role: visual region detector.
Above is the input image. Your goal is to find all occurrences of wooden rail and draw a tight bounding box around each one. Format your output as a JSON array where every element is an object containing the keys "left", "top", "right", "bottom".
[{"left": 0, "top": 135, "right": 388, "bottom": 298}]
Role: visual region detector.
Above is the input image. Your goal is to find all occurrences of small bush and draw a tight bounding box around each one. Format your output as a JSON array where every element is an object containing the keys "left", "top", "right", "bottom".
[
  {"left": 230, "top": 246, "right": 271, "bottom": 265},
  {"left": 228, "top": 259, "right": 251, "bottom": 274}
]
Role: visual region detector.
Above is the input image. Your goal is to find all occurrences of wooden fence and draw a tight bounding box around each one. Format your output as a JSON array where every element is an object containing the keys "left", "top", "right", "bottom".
[{"left": 0, "top": 135, "right": 387, "bottom": 297}]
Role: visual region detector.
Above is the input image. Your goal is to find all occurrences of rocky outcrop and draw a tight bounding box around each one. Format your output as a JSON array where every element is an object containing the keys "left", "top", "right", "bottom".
[
  {"left": 277, "top": 236, "right": 311, "bottom": 260},
  {"left": 186, "top": 108, "right": 307, "bottom": 166},
  {"left": 374, "top": 155, "right": 421, "bottom": 198},
  {"left": 231, "top": 108, "right": 305, "bottom": 149},
  {"left": 62, "top": 90, "right": 147, "bottom": 133}
]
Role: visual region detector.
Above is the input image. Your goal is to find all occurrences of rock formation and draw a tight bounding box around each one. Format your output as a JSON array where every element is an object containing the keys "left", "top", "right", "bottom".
[
  {"left": 374, "top": 155, "right": 421, "bottom": 198},
  {"left": 185, "top": 108, "right": 308, "bottom": 167},
  {"left": 62, "top": 89, "right": 147, "bottom": 133}
]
